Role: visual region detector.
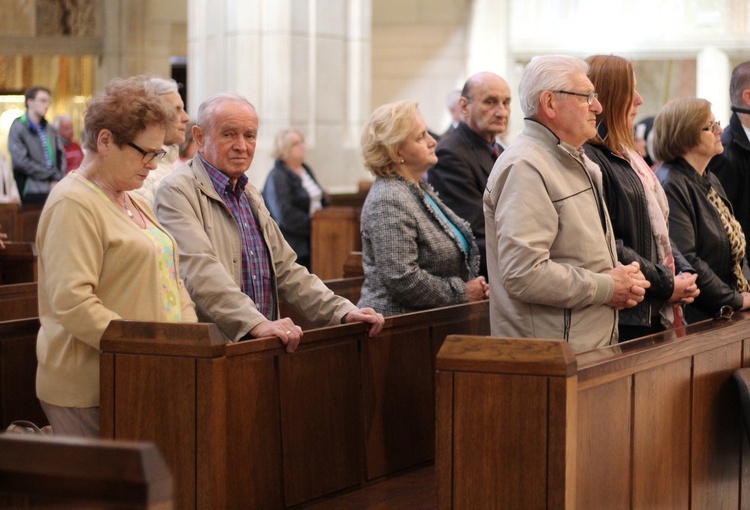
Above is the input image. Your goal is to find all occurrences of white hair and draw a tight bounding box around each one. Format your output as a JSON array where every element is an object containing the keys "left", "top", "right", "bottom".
[{"left": 519, "top": 55, "right": 588, "bottom": 117}]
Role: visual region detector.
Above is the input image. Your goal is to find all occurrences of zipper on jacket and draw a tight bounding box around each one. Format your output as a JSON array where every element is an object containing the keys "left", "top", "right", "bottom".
[{"left": 563, "top": 308, "right": 572, "bottom": 341}]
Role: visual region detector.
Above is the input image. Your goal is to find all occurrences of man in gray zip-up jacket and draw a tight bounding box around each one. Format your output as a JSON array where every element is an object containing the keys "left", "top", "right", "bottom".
[
  {"left": 8, "top": 86, "right": 65, "bottom": 204},
  {"left": 483, "top": 55, "right": 650, "bottom": 353}
]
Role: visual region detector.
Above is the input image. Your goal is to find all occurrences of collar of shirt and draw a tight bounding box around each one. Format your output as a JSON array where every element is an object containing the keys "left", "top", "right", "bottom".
[
  {"left": 742, "top": 122, "right": 750, "bottom": 145},
  {"left": 199, "top": 152, "right": 248, "bottom": 199}
]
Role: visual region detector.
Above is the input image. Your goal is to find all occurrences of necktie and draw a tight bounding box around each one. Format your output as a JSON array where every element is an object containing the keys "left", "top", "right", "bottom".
[{"left": 491, "top": 145, "right": 500, "bottom": 160}]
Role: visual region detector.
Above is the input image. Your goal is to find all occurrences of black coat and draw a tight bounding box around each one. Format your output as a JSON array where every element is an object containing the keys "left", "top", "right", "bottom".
[
  {"left": 584, "top": 143, "right": 693, "bottom": 329},
  {"left": 427, "top": 121, "right": 499, "bottom": 278},
  {"left": 657, "top": 158, "right": 746, "bottom": 322},
  {"left": 713, "top": 112, "right": 750, "bottom": 249},
  {"left": 262, "top": 160, "right": 328, "bottom": 264}
]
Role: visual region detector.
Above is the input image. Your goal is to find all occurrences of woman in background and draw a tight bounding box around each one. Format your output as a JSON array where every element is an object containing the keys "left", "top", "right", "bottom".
[
  {"left": 357, "top": 100, "right": 488, "bottom": 316},
  {"left": 583, "top": 54, "right": 698, "bottom": 340},
  {"left": 655, "top": 98, "right": 750, "bottom": 322},
  {"left": 176, "top": 120, "right": 197, "bottom": 168},
  {"left": 35, "top": 76, "right": 197, "bottom": 437},
  {"left": 262, "top": 128, "right": 328, "bottom": 270}
]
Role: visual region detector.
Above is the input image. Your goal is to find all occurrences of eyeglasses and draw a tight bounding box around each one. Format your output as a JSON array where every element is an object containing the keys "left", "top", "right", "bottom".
[
  {"left": 553, "top": 90, "right": 599, "bottom": 106},
  {"left": 127, "top": 141, "right": 167, "bottom": 164},
  {"left": 702, "top": 120, "right": 721, "bottom": 133}
]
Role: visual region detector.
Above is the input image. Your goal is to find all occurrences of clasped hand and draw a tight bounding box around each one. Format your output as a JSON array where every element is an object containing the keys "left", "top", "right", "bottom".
[{"left": 605, "top": 262, "right": 651, "bottom": 310}]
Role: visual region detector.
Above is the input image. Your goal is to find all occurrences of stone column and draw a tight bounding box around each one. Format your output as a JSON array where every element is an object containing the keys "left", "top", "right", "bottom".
[
  {"left": 466, "top": 0, "right": 510, "bottom": 76},
  {"left": 697, "top": 47, "right": 731, "bottom": 124},
  {"left": 188, "top": 0, "right": 371, "bottom": 191},
  {"left": 465, "top": 0, "right": 520, "bottom": 141}
]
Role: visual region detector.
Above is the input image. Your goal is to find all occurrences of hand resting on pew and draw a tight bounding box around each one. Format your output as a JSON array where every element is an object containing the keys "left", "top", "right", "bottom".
[
  {"left": 250, "top": 318, "right": 304, "bottom": 353},
  {"left": 342, "top": 307, "right": 385, "bottom": 337},
  {"left": 249, "top": 307, "right": 385, "bottom": 353}
]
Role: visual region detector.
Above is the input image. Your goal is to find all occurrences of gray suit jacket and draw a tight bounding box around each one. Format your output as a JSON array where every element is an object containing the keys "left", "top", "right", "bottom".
[{"left": 358, "top": 175, "right": 480, "bottom": 316}]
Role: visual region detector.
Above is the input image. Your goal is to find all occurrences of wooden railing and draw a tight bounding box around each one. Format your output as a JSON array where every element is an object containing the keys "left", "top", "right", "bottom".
[
  {"left": 0, "top": 434, "right": 172, "bottom": 509},
  {"left": 0, "top": 241, "right": 37, "bottom": 284},
  {"left": 436, "top": 315, "right": 750, "bottom": 509},
  {"left": 100, "top": 300, "right": 490, "bottom": 509},
  {"left": 0, "top": 203, "right": 43, "bottom": 243},
  {"left": 310, "top": 206, "right": 361, "bottom": 280}
]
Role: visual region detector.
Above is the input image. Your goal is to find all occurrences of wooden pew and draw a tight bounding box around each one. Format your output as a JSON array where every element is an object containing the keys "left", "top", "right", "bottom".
[
  {"left": 311, "top": 206, "right": 362, "bottom": 280},
  {"left": 278, "top": 276, "right": 364, "bottom": 330},
  {"left": 0, "top": 282, "right": 37, "bottom": 321},
  {"left": 436, "top": 315, "right": 750, "bottom": 509},
  {"left": 343, "top": 250, "right": 363, "bottom": 278},
  {"left": 0, "top": 434, "right": 172, "bottom": 509},
  {"left": 0, "top": 318, "right": 46, "bottom": 429},
  {"left": 100, "top": 300, "right": 489, "bottom": 510},
  {"left": 0, "top": 203, "right": 18, "bottom": 240},
  {"left": 0, "top": 241, "right": 37, "bottom": 284},
  {"left": 0, "top": 202, "right": 43, "bottom": 243}
]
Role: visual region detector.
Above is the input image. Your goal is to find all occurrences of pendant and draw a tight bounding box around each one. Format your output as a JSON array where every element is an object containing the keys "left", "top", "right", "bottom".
[{"left": 125, "top": 208, "right": 134, "bottom": 218}]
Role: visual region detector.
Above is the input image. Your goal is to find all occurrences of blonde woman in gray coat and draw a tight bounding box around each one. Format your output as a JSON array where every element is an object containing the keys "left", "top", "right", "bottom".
[{"left": 358, "top": 101, "right": 489, "bottom": 316}]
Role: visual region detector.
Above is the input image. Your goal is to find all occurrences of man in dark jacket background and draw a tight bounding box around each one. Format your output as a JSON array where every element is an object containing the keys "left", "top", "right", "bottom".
[
  {"left": 427, "top": 71, "right": 511, "bottom": 278},
  {"left": 8, "top": 86, "right": 65, "bottom": 204},
  {"left": 714, "top": 61, "right": 750, "bottom": 249}
]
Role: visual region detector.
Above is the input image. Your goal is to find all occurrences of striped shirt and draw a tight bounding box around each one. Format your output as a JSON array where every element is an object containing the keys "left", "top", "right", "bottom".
[{"left": 201, "top": 154, "right": 274, "bottom": 319}]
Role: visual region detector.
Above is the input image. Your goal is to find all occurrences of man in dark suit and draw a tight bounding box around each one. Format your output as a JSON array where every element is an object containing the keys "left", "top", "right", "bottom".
[
  {"left": 714, "top": 60, "right": 750, "bottom": 249},
  {"left": 427, "top": 72, "right": 511, "bottom": 278}
]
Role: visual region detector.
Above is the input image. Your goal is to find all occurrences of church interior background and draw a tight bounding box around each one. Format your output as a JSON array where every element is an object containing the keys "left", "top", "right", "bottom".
[{"left": 0, "top": 0, "right": 747, "bottom": 195}]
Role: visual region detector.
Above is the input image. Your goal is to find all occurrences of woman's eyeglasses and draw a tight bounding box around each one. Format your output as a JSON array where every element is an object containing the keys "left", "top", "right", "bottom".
[
  {"left": 702, "top": 120, "right": 721, "bottom": 134},
  {"left": 127, "top": 141, "right": 167, "bottom": 164}
]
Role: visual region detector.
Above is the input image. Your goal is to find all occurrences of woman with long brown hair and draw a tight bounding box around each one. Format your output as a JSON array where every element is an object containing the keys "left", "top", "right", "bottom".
[{"left": 583, "top": 54, "right": 699, "bottom": 340}]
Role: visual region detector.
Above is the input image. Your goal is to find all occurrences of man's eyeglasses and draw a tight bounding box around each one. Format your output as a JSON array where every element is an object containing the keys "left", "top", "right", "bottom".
[
  {"left": 553, "top": 90, "right": 599, "bottom": 106},
  {"left": 702, "top": 120, "right": 721, "bottom": 134},
  {"left": 127, "top": 141, "right": 167, "bottom": 164}
]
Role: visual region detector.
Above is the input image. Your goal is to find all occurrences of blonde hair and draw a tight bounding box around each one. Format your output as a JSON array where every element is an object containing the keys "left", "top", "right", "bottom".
[
  {"left": 272, "top": 128, "right": 304, "bottom": 160},
  {"left": 361, "top": 100, "right": 419, "bottom": 178}
]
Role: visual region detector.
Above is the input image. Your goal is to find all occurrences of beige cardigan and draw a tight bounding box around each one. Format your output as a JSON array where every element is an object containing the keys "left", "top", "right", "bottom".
[{"left": 36, "top": 172, "right": 197, "bottom": 408}]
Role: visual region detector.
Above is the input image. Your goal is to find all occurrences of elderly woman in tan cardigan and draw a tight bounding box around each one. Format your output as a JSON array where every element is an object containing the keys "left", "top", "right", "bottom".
[
  {"left": 35, "top": 76, "right": 197, "bottom": 437},
  {"left": 357, "top": 100, "right": 489, "bottom": 316}
]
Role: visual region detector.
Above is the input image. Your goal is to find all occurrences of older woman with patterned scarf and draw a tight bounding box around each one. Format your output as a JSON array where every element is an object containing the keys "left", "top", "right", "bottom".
[
  {"left": 656, "top": 97, "right": 750, "bottom": 322},
  {"left": 357, "top": 100, "right": 489, "bottom": 316}
]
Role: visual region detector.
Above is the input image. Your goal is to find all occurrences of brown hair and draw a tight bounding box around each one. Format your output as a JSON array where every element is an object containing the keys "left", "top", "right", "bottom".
[
  {"left": 652, "top": 98, "right": 712, "bottom": 163},
  {"left": 361, "top": 101, "right": 420, "bottom": 178},
  {"left": 585, "top": 54, "right": 636, "bottom": 153},
  {"left": 82, "top": 76, "right": 175, "bottom": 152}
]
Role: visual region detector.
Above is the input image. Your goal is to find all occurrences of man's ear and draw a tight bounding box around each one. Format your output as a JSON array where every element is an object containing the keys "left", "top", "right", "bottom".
[
  {"left": 458, "top": 96, "right": 470, "bottom": 116},
  {"left": 539, "top": 90, "right": 556, "bottom": 118},
  {"left": 742, "top": 88, "right": 750, "bottom": 107},
  {"left": 193, "top": 126, "right": 205, "bottom": 147}
]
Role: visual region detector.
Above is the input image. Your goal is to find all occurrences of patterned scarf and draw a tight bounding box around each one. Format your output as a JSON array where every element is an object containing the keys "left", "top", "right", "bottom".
[
  {"left": 706, "top": 185, "right": 749, "bottom": 293},
  {"left": 625, "top": 147, "right": 683, "bottom": 328}
]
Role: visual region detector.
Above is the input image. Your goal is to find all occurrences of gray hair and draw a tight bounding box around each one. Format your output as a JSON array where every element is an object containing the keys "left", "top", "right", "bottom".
[
  {"left": 52, "top": 114, "right": 72, "bottom": 130},
  {"left": 145, "top": 77, "right": 180, "bottom": 96},
  {"left": 519, "top": 55, "right": 589, "bottom": 117},
  {"left": 196, "top": 92, "right": 256, "bottom": 131}
]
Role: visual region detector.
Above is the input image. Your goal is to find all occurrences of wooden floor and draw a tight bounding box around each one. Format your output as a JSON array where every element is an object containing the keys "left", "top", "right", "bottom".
[{"left": 302, "top": 465, "right": 436, "bottom": 510}]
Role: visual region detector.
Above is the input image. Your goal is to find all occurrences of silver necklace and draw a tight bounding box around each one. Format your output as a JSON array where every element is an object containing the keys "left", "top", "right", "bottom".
[{"left": 81, "top": 170, "right": 135, "bottom": 219}]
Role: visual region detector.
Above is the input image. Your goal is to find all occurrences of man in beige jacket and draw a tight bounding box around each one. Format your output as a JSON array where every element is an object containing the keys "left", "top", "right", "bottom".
[
  {"left": 154, "top": 92, "right": 383, "bottom": 352},
  {"left": 483, "top": 55, "right": 650, "bottom": 352}
]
